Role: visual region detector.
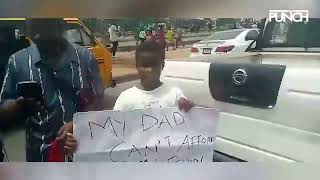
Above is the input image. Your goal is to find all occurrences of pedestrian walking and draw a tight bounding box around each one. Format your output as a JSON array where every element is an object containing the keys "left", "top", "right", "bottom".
[
  {"left": 138, "top": 27, "right": 146, "bottom": 45},
  {"left": 207, "top": 22, "right": 213, "bottom": 31},
  {"left": 134, "top": 27, "right": 141, "bottom": 46},
  {"left": 175, "top": 27, "right": 184, "bottom": 48},
  {"left": 166, "top": 27, "right": 176, "bottom": 51},
  {"left": 108, "top": 24, "right": 120, "bottom": 57},
  {"left": 156, "top": 24, "right": 166, "bottom": 53},
  {"left": 146, "top": 29, "right": 156, "bottom": 42}
]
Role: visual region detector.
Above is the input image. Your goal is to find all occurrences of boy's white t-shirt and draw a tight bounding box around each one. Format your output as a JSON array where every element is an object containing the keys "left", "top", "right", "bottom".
[{"left": 113, "top": 83, "right": 186, "bottom": 110}]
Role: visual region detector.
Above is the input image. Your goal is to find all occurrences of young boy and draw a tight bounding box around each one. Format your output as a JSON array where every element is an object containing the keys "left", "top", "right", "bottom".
[{"left": 114, "top": 41, "right": 193, "bottom": 111}]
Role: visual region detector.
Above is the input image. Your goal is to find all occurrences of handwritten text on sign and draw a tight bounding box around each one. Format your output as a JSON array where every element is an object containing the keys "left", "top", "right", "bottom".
[{"left": 73, "top": 108, "right": 219, "bottom": 162}]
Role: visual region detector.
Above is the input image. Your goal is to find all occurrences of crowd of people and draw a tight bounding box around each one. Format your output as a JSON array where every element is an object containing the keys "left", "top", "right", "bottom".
[
  {"left": 135, "top": 24, "right": 185, "bottom": 51},
  {"left": 0, "top": 19, "right": 194, "bottom": 162},
  {"left": 107, "top": 23, "right": 186, "bottom": 57}
]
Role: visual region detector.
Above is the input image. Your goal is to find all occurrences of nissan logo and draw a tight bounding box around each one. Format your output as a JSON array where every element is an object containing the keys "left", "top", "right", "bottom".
[{"left": 232, "top": 69, "right": 248, "bottom": 85}]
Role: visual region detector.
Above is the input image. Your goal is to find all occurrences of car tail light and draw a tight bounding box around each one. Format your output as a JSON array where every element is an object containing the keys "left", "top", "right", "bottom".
[
  {"left": 215, "top": 45, "right": 235, "bottom": 53},
  {"left": 191, "top": 47, "right": 199, "bottom": 53}
]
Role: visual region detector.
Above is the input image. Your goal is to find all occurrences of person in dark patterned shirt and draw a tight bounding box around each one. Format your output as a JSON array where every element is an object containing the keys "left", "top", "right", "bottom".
[
  {"left": 0, "top": 18, "right": 105, "bottom": 162},
  {"left": 0, "top": 26, "right": 30, "bottom": 162}
]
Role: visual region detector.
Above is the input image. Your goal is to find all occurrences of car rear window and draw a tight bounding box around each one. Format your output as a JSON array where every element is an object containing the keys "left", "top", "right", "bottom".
[{"left": 203, "top": 29, "right": 245, "bottom": 41}]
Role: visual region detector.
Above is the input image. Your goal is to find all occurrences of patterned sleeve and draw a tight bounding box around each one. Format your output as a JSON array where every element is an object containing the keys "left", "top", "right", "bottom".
[
  {"left": 0, "top": 56, "right": 17, "bottom": 102},
  {"left": 87, "top": 50, "right": 105, "bottom": 97},
  {"left": 74, "top": 46, "right": 106, "bottom": 111}
]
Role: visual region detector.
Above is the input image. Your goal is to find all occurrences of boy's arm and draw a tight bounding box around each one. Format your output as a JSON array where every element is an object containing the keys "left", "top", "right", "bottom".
[
  {"left": 87, "top": 50, "right": 105, "bottom": 111},
  {"left": 175, "top": 87, "right": 187, "bottom": 101}
]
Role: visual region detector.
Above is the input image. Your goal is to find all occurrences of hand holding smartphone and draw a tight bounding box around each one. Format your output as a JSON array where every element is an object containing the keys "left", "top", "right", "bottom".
[
  {"left": 16, "top": 81, "right": 44, "bottom": 114},
  {"left": 16, "top": 81, "right": 43, "bottom": 100}
]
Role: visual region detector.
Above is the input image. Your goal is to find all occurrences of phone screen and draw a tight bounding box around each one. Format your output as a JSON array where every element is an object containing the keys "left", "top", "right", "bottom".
[{"left": 16, "top": 81, "right": 43, "bottom": 100}]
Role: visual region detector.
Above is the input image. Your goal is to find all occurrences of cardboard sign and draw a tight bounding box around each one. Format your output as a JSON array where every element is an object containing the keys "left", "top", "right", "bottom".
[{"left": 74, "top": 107, "right": 219, "bottom": 162}]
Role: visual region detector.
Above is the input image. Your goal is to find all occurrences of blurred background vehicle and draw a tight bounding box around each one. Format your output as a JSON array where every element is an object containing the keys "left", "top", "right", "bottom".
[{"left": 190, "top": 28, "right": 258, "bottom": 58}]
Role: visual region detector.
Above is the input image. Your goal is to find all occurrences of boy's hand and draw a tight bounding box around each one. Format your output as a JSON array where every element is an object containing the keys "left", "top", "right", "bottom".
[
  {"left": 64, "top": 133, "right": 78, "bottom": 154},
  {"left": 178, "top": 98, "right": 194, "bottom": 112},
  {"left": 56, "top": 122, "right": 78, "bottom": 154}
]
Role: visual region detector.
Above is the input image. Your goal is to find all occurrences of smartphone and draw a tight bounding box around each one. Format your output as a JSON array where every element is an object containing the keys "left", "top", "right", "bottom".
[{"left": 16, "top": 81, "right": 43, "bottom": 100}]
